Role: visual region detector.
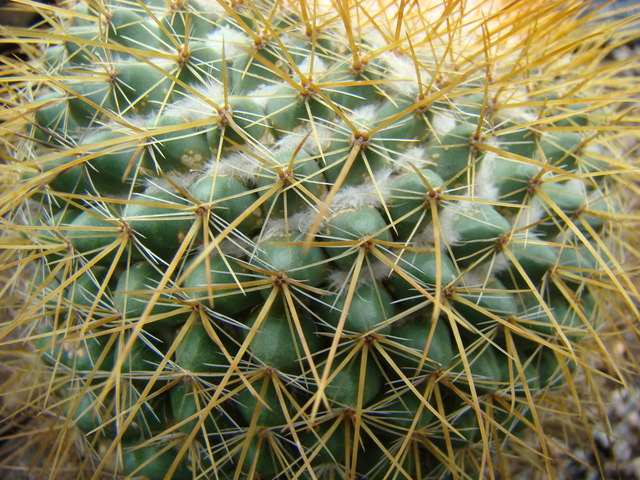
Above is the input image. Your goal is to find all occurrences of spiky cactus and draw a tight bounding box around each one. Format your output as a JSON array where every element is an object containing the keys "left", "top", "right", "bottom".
[{"left": 1, "top": 0, "right": 639, "bottom": 478}]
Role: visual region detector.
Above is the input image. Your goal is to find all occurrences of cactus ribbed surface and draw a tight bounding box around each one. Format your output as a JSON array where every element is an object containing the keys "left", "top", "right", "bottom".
[{"left": 0, "top": 1, "right": 639, "bottom": 479}]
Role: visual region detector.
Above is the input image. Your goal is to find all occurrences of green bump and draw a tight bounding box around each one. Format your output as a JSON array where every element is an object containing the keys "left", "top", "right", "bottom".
[
  {"left": 387, "top": 250, "right": 458, "bottom": 308},
  {"left": 159, "top": 6, "right": 217, "bottom": 44},
  {"left": 65, "top": 78, "right": 115, "bottom": 126},
  {"left": 532, "top": 180, "right": 586, "bottom": 238},
  {"left": 388, "top": 168, "right": 444, "bottom": 239},
  {"left": 124, "top": 190, "right": 194, "bottom": 257},
  {"left": 453, "top": 278, "right": 517, "bottom": 327},
  {"left": 497, "top": 123, "right": 538, "bottom": 159},
  {"left": 114, "top": 262, "right": 189, "bottom": 330},
  {"left": 265, "top": 83, "right": 332, "bottom": 134},
  {"left": 236, "top": 433, "right": 283, "bottom": 478},
  {"left": 492, "top": 158, "right": 539, "bottom": 203},
  {"left": 577, "top": 195, "right": 618, "bottom": 235},
  {"left": 447, "top": 407, "right": 479, "bottom": 447},
  {"left": 190, "top": 174, "right": 262, "bottom": 235},
  {"left": 256, "top": 148, "right": 326, "bottom": 217},
  {"left": 241, "top": 307, "right": 319, "bottom": 372},
  {"left": 519, "top": 292, "right": 592, "bottom": 341},
  {"left": 389, "top": 316, "right": 454, "bottom": 372},
  {"left": 327, "top": 55, "right": 386, "bottom": 110},
  {"left": 107, "top": 8, "right": 158, "bottom": 50},
  {"left": 146, "top": 115, "right": 211, "bottom": 172},
  {"left": 374, "top": 96, "right": 424, "bottom": 143},
  {"left": 122, "top": 440, "right": 191, "bottom": 480},
  {"left": 43, "top": 44, "right": 68, "bottom": 70},
  {"left": 253, "top": 232, "right": 327, "bottom": 292},
  {"left": 299, "top": 421, "right": 348, "bottom": 466},
  {"left": 557, "top": 244, "right": 606, "bottom": 287},
  {"left": 322, "top": 113, "right": 391, "bottom": 185},
  {"left": 66, "top": 210, "right": 122, "bottom": 263},
  {"left": 450, "top": 203, "right": 511, "bottom": 264},
  {"left": 231, "top": 52, "right": 282, "bottom": 93},
  {"left": 234, "top": 375, "right": 290, "bottom": 427},
  {"left": 325, "top": 207, "right": 392, "bottom": 269},
  {"left": 325, "top": 353, "right": 382, "bottom": 408},
  {"left": 423, "top": 124, "right": 477, "bottom": 183},
  {"left": 170, "top": 381, "right": 221, "bottom": 435},
  {"left": 378, "top": 388, "right": 434, "bottom": 432},
  {"left": 321, "top": 281, "right": 395, "bottom": 334},
  {"left": 540, "top": 131, "right": 582, "bottom": 170},
  {"left": 42, "top": 155, "right": 91, "bottom": 194},
  {"left": 64, "top": 266, "right": 109, "bottom": 310},
  {"left": 56, "top": 332, "right": 115, "bottom": 373},
  {"left": 80, "top": 129, "right": 146, "bottom": 194},
  {"left": 33, "top": 91, "right": 77, "bottom": 143},
  {"left": 177, "top": 40, "right": 227, "bottom": 85},
  {"left": 219, "top": 97, "right": 269, "bottom": 145},
  {"left": 64, "top": 387, "right": 111, "bottom": 436},
  {"left": 64, "top": 25, "right": 101, "bottom": 64},
  {"left": 175, "top": 322, "right": 228, "bottom": 373},
  {"left": 500, "top": 238, "right": 558, "bottom": 288},
  {"left": 114, "top": 60, "right": 172, "bottom": 113},
  {"left": 451, "top": 345, "right": 505, "bottom": 394},
  {"left": 183, "top": 252, "right": 260, "bottom": 317}
]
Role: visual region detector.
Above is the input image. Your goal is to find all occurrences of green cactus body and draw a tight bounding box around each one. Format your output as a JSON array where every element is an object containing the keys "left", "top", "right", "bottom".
[{"left": 2, "top": 1, "right": 638, "bottom": 479}]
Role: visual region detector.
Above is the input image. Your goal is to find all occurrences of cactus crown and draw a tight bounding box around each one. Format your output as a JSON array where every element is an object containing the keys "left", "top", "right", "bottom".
[{"left": 0, "top": 0, "right": 639, "bottom": 479}]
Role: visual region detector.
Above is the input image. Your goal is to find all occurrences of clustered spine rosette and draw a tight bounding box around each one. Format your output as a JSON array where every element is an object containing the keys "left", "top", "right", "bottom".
[{"left": 1, "top": 0, "right": 639, "bottom": 479}]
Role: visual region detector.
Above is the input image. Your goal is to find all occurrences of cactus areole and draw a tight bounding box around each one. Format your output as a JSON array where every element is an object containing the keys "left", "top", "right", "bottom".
[{"left": 2, "top": 0, "right": 639, "bottom": 479}]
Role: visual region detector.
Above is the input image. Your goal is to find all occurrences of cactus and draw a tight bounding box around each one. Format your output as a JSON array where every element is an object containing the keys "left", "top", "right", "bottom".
[{"left": 0, "top": 0, "right": 639, "bottom": 479}]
